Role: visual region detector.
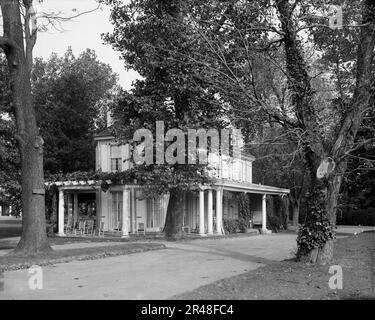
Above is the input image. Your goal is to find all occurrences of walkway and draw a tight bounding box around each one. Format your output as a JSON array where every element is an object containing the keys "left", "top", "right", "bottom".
[{"left": 0, "top": 233, "right": 296, "bottom": 299}]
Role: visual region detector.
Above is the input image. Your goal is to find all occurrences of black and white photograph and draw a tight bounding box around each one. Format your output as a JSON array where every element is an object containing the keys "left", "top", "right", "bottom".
[{"left": 0, "top": 0, "right": 374, "bottom": 307}]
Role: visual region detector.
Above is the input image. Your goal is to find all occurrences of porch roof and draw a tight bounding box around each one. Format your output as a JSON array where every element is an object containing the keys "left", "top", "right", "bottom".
[
  {"left": 46, "top": 179, "right": 289, "bottom": 195},
  {"left": 45, "top": 180, "right": 101, "bottom": 191},
  {"left": 215, "top": 179, "right": 289, "bottom": 195}
]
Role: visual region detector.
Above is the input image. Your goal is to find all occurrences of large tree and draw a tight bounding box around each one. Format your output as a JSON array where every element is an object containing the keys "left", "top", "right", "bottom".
[
  {"left": 274, "top": 0, "right": 375, "bottom": 263},
  {"left": 0, "top": 0, "right": 50, "bottom": 253},
  {"left": 102, "top": 0, "right": 228, "bottom": 239},
  {"left": 0, "top": 0, "right": 102, "bottom": 253},
  {"left": 33, "top": 48, "right": 119, "bottom": 174}
]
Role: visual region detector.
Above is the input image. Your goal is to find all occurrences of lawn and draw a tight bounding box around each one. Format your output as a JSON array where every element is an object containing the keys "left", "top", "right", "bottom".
[
  {"left": 0, "top": 242, "right": 166, "bottom": 272},
  {"left": 0, "top": 219, "right": 22, "bottom": 239},
  {"left": 173, "top": 232, "right": 375, "bottom": 300}
]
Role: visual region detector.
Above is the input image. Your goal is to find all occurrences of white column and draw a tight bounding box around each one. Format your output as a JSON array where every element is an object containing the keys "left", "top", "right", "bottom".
[
  {"left": 207, "top": 189, "right": 213, "bottom": 235},
  {"left": 58, "top": 189, "right": 65, "bottom": 236},
  {"left": 122, "top": 188, "right": 130, "bottom": 237},
  {"left": 95, "top": 189, "right": 101, "bottom": 228},
  {"left": 199, "top": 190, "right": 205, "bottom": 236},
  {"left": 216, "top": 188, "right": 223, "bottom": 235},
  {"left": 131, "top": 189, "right": 136, "bottom": 233},
  {"left": 73, "top": 193, "right": 78, "bottom": 226},
  {"left": 262, "top": 194, "right": 267, "bottom": 232}
]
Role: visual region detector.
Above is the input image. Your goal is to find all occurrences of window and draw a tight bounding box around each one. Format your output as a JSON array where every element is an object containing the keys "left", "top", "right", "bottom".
[
  {"left": 147, "top": 197, "right": 165, "bottom": 229},
  {"left": 110, "top": 145, "right": 122, "bottom": 172},
  {"left": 111, "top": 192, "right": 123, "bottom": 230},
  {"left": 111, "top": 158, "right": 122, "bottom": 172}
]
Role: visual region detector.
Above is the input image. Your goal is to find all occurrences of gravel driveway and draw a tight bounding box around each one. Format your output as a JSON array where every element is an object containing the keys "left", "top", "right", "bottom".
[{"left": 0, "top": 233, "right": 297, "bottom": 300}]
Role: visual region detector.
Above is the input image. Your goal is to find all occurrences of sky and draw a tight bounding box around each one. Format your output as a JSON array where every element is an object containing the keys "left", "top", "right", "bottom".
[{"left": 33, "top": 0, "right": 140, "bottom": 90}]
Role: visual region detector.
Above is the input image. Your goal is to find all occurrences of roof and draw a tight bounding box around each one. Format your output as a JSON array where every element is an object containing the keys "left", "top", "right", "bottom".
[
  {"left": 93, "top": 127, "right": 114, "bottom": 140},
  {"left": 215, "top": 179, "right": 290, "bottom": 195}
]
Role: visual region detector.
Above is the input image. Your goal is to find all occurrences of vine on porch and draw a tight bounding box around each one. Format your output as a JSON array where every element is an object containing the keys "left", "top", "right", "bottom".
[
  {"left": 44, "top": 164, "right": 215, "bottom": 234},
  {"left": 45, "top": 164, "right": 215, "bottom": 199},
  {"left": 222, "top": 193, "right": 252, "bottom": 234}
]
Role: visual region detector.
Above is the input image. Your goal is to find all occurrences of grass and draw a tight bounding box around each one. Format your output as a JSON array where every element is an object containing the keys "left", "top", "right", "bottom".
[
  {"left": 0, "top": 242, "right": 166, "bottom": 272},
  {"left": 172, "top": 232, "right": 375, "bottom": 300}
]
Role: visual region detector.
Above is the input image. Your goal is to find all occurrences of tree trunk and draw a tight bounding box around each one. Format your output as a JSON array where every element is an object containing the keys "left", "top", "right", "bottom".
[
  {"left": 163, "top": 189, "right": 185, "bottom": 240},
  {"left": 12, "top": 69, "right": 50, "bottom": 254},
  {"left": 292, "top": 202, "right": 300, "bottom": 227},
  {"left": 326, "top": 171, "right": 345, "bottom": 225},
  {"left": 1, "top": 0, "right": 51, "bottom": 254}
]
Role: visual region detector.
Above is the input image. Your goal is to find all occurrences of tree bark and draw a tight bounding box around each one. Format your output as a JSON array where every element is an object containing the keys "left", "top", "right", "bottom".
[
  {"left": 163, "top": 189, "right": 185, "bottom": 239},
  {"left": 1, "top": 0, "right": 50, "bottom": 254}
]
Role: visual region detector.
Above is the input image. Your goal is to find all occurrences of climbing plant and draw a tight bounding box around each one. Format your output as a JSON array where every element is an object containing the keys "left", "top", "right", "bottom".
[
  {"left": 296, "top": 184, "right": 336, "bottom": 263},
  {"left": 236, "top": 193, "right": 252, "bottom": 225},
  {"left": 46, "top": 164, "right": 214, "bottom": 199}
]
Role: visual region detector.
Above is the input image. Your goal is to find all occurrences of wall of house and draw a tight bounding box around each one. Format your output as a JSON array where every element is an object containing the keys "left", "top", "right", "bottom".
[
  {"left": 134, "top": 191, "right": 168, "bottom": 232},
  {"left": 96, "top": 137, "right": 254, "bottom": 184},
  {"left": 95, "top": 139, "right": 131, "bottom": 172},
  {"left": 98, "top": 186, "right": 168, "bottom": 232},
  {"left": 222, "top": 191, "right": 240, "bottom": 220},
  {"left": 95, "top": 136, "right": 257, "bottom": 233}
]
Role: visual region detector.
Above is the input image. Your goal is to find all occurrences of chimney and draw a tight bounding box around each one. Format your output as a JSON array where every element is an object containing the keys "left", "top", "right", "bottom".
[{"left": 106, "top": 109, "right": 113, "bottom": 128}]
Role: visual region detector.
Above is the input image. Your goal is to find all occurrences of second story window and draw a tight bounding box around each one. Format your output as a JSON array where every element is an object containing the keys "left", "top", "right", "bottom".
[
  {"left": 111, "top": 158, "right": 122, "bottom": 172},
  {"left": 110, "top": 145, "right": 122, "bottom": 172}
]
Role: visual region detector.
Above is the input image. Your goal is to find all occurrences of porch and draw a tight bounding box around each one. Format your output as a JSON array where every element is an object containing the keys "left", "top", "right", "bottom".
[
  {"left": 186, "top": 181, "right": 289, "bottom": 236},
  {"left": 55, "top": 182, "right": 168, "bottom": 237},
  {"left": 55, "top": 181, "right": 289, "bottom": 237}
]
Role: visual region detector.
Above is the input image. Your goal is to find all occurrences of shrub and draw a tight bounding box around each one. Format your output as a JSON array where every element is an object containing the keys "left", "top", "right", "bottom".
[
  {"left": 223, "top": 219, "right": 237, "bottom": 233},
  {"left": 267, "top": 215, "right": 282, "bottom": 233},
  {"left": 237, "top": 218, "right": 248, "bottom": 233},
  {"left": 223, "top": 218, "right": 248, "bottom": 234},
  {"left": 336, "top": 208, "right": 375, "bottom": 226}
]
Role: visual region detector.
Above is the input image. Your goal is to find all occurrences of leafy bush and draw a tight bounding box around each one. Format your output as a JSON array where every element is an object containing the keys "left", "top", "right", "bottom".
[
  {"left": 267, "top": 215, "right": 282, "bottom": 233},
  {"left": 223, "top": 219, "right": 237, "bottom": 233},
  {"left": 223, "top": 218, "right": 248, "bottom": 234},
  {"left": 336, "top": 208, "right": 375, "bottom": 226}
]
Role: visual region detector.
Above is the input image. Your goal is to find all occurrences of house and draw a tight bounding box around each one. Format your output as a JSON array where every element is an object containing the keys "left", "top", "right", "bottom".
[
  {"left": 54, "top": 129, "right": 289, "bottom": 237},
  {"left": 0, "top": 204, "right": 12, "bottom": 217}
]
